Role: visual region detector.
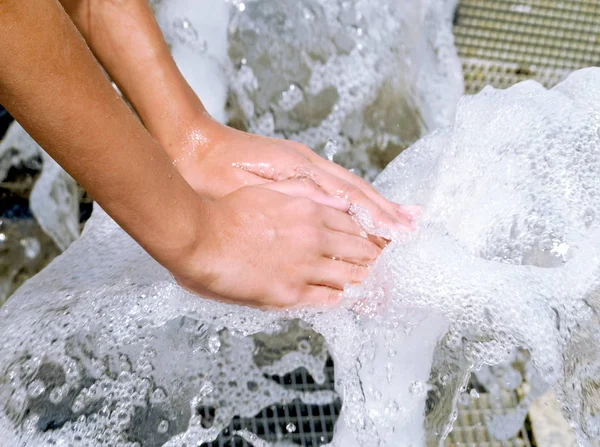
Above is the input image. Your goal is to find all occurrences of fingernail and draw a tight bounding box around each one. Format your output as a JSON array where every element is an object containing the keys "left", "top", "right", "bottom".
[
  {"left": 332, "top": 195, "right": 351, "bottom": 209},
  {"left": 396, "top": 204, "right": 422, "bottom": 217}
]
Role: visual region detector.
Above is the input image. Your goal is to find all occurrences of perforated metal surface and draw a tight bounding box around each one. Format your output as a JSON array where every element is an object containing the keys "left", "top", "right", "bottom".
[
  {"left": 454, "top": 0, "right": 600, "bottom": 93},
  {"left": 200, "top": 360, "right": 532, "bottom": 447},
  {"left": 200, "top": 360, "right": 340, "bottom": 447},
  {"left": 201, "top": 2, "right": 600, "bottom": 445},
  {"left": 447, "top": 392, "right": 532, "bottom": 447}
]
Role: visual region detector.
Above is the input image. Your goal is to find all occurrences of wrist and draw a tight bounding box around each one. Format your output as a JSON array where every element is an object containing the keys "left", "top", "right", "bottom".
[
  {"left": 162, "top": 199, "right": 220, "bottom": 293},
  {"left": 164, "top": 111, "right": 230, "bottom": 169}
]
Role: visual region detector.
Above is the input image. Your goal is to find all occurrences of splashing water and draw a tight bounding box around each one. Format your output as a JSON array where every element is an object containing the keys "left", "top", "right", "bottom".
[
  {"left": 153, "top": 0, "right": 463, "bottom": 179},
  {"left": 2, "top": 68, "right": 600, "bottom": 446},
  {"left": 225, "top": 0, "right": 463, "bottom": 178}
]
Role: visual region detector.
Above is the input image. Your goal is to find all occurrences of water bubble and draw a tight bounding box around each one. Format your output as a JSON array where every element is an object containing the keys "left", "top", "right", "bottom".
[
  {"left": 303, "top": 8, "right": 315, "bottom": 21},
  {"left": 200, "top": 381, "right": 214, "bottom": 397},
  {"left": 458, "top": 393, "right": 470, "bottom": 406},
  {"left": 151, "top": 388, "right": 167, "bottom": 403},
  {"left": 298, "top": 339, "right": 311, "bottom": 354},
  {"left": 279, "top": 84, "right": 304, "bottom": 111},
  {"left": 157, "top": 420, "right": 169, "bottom": 434},
  {"left": 72, "top": 397, "right": 85, "bottom": 414},
  {"left": 386, "top": 363, "right": 394, "bottom": 384},
  {"left": 20, "top": 237, "right": 40, "bottom": 259},
  {"left": 49, "top": 385, "right": 68, "bottom": 404},
  {"left": 173, "top": 18, "right": 198, "bottom": 44},
  {"left": 172, "top": 18, "right": 207, "bottom": 53},
  {"left": 208, "top": 334, "right": 221, "bottom": 354},
  {"left": 584, "top": 208, "right": 595, "bottom": 227},
  {"left": 408, "top": 381, "right": 425, "bottom": 397},
  {"left": 324, "top": 139, "right": 338, "bottom": 162},
  {"left": 27, "top": 379, "right": 46, "bottom": 398}
]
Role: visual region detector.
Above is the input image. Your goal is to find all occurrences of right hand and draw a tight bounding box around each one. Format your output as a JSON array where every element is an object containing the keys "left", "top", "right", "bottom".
[
  {"left": 165, "top": 116, "right": 417, "bottom": 232},
  {"left": 173, "top": 179, "right": 383, "bottom": 309}
]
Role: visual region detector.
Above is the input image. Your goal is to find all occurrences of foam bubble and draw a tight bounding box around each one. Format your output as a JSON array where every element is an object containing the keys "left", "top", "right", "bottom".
[
  {"left": 226, "top": 0, "right": 463, "bottom": 179},
  {"left": 2, "top": 44, "right": 600, "bottom": 447}
]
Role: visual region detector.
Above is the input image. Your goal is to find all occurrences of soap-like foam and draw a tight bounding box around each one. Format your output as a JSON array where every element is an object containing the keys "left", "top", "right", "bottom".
[
  {"left": 2, "top": 68, "right": 600, "bottom": 446},
  {"left": 226, "top": 0, "right": 463, "bottom": 179}
]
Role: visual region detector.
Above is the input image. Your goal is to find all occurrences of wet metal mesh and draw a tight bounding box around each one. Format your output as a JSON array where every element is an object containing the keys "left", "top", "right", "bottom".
[
  {"left": 454, "top": 0, "right": 600, "bottom": 94},
  {"left": 204, "top": 1, "right": 598, "bottom": 445}
]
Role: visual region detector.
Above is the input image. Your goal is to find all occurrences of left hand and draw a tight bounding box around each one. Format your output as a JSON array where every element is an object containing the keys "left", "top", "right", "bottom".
[{"left": 167, "top": 113, "right": 418, "bottom": 232}]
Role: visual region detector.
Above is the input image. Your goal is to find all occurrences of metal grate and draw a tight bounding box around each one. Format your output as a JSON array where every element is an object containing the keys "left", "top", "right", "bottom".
[
  {"left": 454, "top": 0, "right": 600, "bottom": 94},
  {"left": 202, "top": 2, "right": 600, "bottom": 443},
  {"left": 200, "top": 360, "right": 340, "bottom": 447},
  {"left": 200, "top": 357, "right": 532, "bottom": 447},
  {"left": 446, "top": 392, "right": 532, "bottom": 447}
]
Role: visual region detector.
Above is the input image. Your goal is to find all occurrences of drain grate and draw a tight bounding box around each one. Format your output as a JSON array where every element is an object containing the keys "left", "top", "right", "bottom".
[
  {"left": 200, "top": 357, "right": 531, "bottom": 447},
  {"left": 454, "top": 0, "right": 600, "bottom": 93},
  {"left": 201, "top": 2, "right": 598, "bottom": 445},
  {"left": 447, "top": 392, "right": 532, "bottom": 447},
  {"left": 200, "top": 361, "right": 340, "bottom": 447}
]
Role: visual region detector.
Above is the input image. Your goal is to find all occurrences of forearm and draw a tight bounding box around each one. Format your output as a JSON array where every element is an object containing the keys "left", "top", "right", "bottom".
[
  {"left": 0, "top": 0, "right": 205, "bottom": 266},
  {"left": 60, "top": 0, "right": 207, "bottom": 157}
]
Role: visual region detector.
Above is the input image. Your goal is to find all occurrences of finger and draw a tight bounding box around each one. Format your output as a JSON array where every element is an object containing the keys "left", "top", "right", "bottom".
[
  {"left": 311, "top": 258, "right": 370, "bottom": 289},
  {"left": 259, "top": 177, "right": 350, "bottom": 211},
  {"left": 301, "top": 285, "right": 343, "bottom": 307},
  {"left": 368, "top": 234, "right": 389, "bottom": 250},
  {"left": 324, "top": 231, "right": 381, "bottom": 265},
  {"left": 321, "top": 206, "right": 364, "bottom": 236},
  {"left": 320, "top": 206, "right": 389, "bottom": 248},
  {"left": 399, "top": 205, "right": 422, "bottom": 218},
  {"left": 315, "top": 159, "right": 415, "bottom": 227},
  {"left": 308, "top": 165, "right": 411, "bottom": 230},
  {"left": 231, "top": 161, "right": 278, "bottom": 180}
]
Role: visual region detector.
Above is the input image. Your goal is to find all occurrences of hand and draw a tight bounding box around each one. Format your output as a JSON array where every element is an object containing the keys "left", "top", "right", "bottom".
[
  {"left": 167, "top": 113, "right": 418, "bottom": 232},
  {"left": 172, "top": 180, "right": 383, "bottom": 308}
]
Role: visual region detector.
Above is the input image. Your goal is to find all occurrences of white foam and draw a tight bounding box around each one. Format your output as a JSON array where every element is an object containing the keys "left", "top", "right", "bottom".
[
  {"left": 226, "top": 0, "right": 463, "bottom": 178},
  {"left": 2, "top": 68, "right": 600, "bottom": 446}
]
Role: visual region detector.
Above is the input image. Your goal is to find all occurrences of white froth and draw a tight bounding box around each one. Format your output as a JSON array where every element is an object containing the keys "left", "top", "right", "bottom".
[
  {"left": 225, "top": 0, "right": 463, "bottom": 178},
  {"left": 2, "top": 69, "right": 600, "bottom": 446}
]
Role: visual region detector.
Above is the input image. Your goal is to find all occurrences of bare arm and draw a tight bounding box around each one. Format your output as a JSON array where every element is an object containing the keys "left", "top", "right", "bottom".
[
  {"left": 0, "top": 0, "right": 204, "bottom": 266},
  {"left": 59, "top": 0, "right": 203, "bottom": 153},
  {"left": 58, "top": 0, "right": 416, "bottom": 230},
  {"left": 0, "top": 0, "right": 380, "bottom": 308}
]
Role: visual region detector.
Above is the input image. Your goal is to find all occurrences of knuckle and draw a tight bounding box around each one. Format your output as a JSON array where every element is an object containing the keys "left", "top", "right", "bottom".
[
  {"left": 305, "top": 199, "right": 322, "bottom": 216},
  {"left": 340, "top": 182, "right": 360, "bottom": 196},
  {"left": 329, "top": 288, "right": 341, "bottom": 303},
  {"left": 350, "top": 263, "right": 367, "bottom": 282},
  {"left": 305, "top": 226, "right": 324, "bottom": 246},
  {"left": 303, "top": 177, "right": 322, "bottom": 193}
]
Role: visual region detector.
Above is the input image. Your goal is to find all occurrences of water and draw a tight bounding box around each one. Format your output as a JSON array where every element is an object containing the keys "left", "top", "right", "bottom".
[
  {"left": 3, "top": 0, "right": 600, "bottom": 445},
  {"left": 154, "top": 0, "right": 463, "bottom": 179},
  {"left": 2, "top": 68, "right": 600, "bottom": 446}
]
